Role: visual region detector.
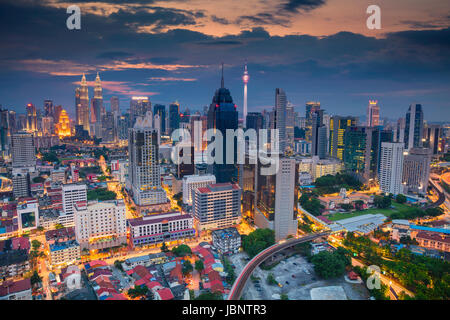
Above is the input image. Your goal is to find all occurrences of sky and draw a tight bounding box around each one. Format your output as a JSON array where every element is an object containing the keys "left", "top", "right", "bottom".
[{"left": 0, "top": 0, "right": 449, "bottom": 122}]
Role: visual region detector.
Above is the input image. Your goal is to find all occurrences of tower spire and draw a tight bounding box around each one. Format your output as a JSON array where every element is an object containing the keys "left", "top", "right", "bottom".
[{"left": 221, "top": 62, "right": 224, "bottom": 88}]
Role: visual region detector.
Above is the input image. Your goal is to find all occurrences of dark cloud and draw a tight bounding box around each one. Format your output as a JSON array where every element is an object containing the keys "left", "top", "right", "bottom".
[
  {"left": 96, "top": 51, "right": 134, "bottom": 59},
  {"left": 280, "top": 0, "right": 327, "bottom": 13},
  {"left": 211, "top": 15, "right": 231, "bottom": 25}
]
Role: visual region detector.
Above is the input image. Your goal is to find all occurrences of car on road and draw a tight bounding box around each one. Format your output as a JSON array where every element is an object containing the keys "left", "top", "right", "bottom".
[{"left": 285, "top": 281, "right": 289, "bottom": 285}]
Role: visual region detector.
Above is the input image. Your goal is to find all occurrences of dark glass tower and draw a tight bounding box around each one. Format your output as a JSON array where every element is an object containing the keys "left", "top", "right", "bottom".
[
  {"left": 207, "top": 64, "right": 238, "bottom": 183},
  {"left": 153, "top": 104, "right": 166, "bottom": 134}
]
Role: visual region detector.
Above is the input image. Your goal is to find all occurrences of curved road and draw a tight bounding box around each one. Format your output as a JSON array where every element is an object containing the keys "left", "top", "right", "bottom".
[
  {"left": 426, "top": 178, "right": 446, "bottom": 209},
  {"left": 228, "top": 231, "right": 330, "bottom": 300}
]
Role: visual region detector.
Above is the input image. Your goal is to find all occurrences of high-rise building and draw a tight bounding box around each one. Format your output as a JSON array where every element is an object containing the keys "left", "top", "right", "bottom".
[
  {"left": 404, "top": 103, "right": 424, "bottom": 150},
  {"left": 101, "top": 112, "right": 116, "bottom": 143},
  {"left": 130, "top": 96, "right": 151, "bottom": 128},
  {"left": 311, "top": 109, "right": 327, "bottom": 159},
  {"left": 286, "top": 102, "right": 295, "bottom": 148},
  {"left": 169, "top": 102, "right": 180, "bottom": 135},
  {"left": 207, "top": 65, "right": 239, "bottom": 183},
  {"left": 12, "top": 173, "right": 30, "bottom": 198},
  {"left": 110, "top": 96, "right": 119, "bottom": 114},
  {"left": 41, "top": 117, "right": 54, "bottom": 136},
  {"left": 91, "top": 72, "right": 104, "bottom": 124},
  {"left": 424, "top": 124, "right": 443, "bottom": 155},
  {"left": 274, "top": 88, "right": 287, "bottom": 152},
  {"left": 44, "top": 100, "right": 54, "bottom": 118},
  {"left": 128, "top": 112, "right": 167, "bottom": 207},
  {"left": 10, "top": 132, "right": 35, "bottom": 170},
  {"left": 192, "top": 183, "right": 241, "bottom": 230},
  {"left": 255, "top": 156, "right": 298, "bottom": 241},
  {"left": 74, "top": 200, "right": 127, "bottom": 250},
  {"left": 329, "top": 116, "right": 357, "bottom": 160},
  {"left": 305, "top": 101, "right": 321, "bottom": 142},
  {"left": 153, "top": 104, "right": 166, "bottom": 135},
  {"left": 393, "top": 118, "right": 406, "bottom": 143},
  {"left": 242, "top": 63, "right": 249, "bottom": 128},
  {"left": 402, "top": 148, "right": 431, "bottom": 196},
  {"left": 246, "top": 112, "right": 263, "bottom": 132},
  {"left": 379, "top": 142, "right": 404, "bottom": 195},
  {"left": 25, "top": 103, "right": 37, "bottom": 132},
  {"left": 0, "top": 107, "right": 9, "bottom": 157},
  {"left": 182, "top": 174, "right": 216, "bottom": 205},
  {"left": 62, "top": 183, "right": 87, "bottom": 215},
  {"left": 76, "top": 74, "right": 90, "bottom": 131},
  {"left": 366, "top": 100, "right": 380, "bottom": 127}
]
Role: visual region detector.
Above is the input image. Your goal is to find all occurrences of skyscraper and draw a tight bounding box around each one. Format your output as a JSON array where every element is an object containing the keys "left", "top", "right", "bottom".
[
  {"left": 286, "top": 102, "right": 295, "bottom": 147},
  {"left": 305, "top": 101, "right": 320, "bottom": 142},
  {"left": 76, "top": 74, "right": 90, "bottom": 131},
  {"left": 329, "top": 116, "right": 357, "bottom": 160},
  {"left": 130, "top": 96, "right": 151, "bottom": 127},
  {"left": 44, "top": 100, "right": 54, "bottom": 118},
  {"left": 366, "top": 100, "right": 380, "bottom": 127},
  {"left": 26, "top": 103, "right": 37, "bottom": 132},
  {"left": 274, "top": 88, "right": 287, "bottom": 153},
  {"left": 404, "top": 103, "right": 424, "bottom": 150},
  {"left": 128, "top": 112, "right": 167, "bottom": 208},
  {"left": 255, "top": 155, "right": 298, "bottom": 241},
  {"left": 169, "top": 102, "right": 180, "bottom": 135},
  {"left": 110, "top": 96, "right": 119, "bottom": 114},
  {"left": 153, "top": 104, "right": 166, "bottom": 135},
  {"left": 91, "top": 72, "right": 104, "bottom": 124},
  {"left": 311, "top": 109, "right": 327, "bottom": 159},
  {"left": 402, "top": 147, "right": 431, "bottom": 196},
  {"left": 379, "top": 142, "right": 404, "bottom": 195},
  {"left": 11, "top": 132, "right": 36, "bottom": 170},
  {"left": 242, "top": 63, "right": 249, "bottom": 128},
  {"left": 207, "top": 64, "right": 239, "bottom": 183},
  {"left": 424, "top": 124, "right": 443, "bottom": 155}
]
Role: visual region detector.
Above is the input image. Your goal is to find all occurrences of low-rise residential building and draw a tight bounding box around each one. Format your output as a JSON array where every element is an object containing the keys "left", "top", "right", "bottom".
[
  {"left": 0, "top": 278, "right": 32, "bottom": 300},
  {"left": 128, "top": 211, "right": 195, "bottom": 247},
  {"left": 211, "top": 227, "right": 241, "bottom": 255},
  {"left": 414, "top": 231, "right": 450, "bottom": 252},
  {"left": 0, "top": 237, "right": 30, "bottom": 279},
  {"left": 49, "top": 240, "right": 81, "bottom": 267}
]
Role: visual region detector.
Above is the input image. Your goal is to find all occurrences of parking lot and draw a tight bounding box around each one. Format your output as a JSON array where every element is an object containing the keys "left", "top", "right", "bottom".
[{"left": 229, "top": 252, "right": 370, "bottom": 300}]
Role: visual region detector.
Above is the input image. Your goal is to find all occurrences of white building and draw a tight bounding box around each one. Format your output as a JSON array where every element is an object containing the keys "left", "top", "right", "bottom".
[
  {"left": 379, "top": 142, "right": 404, "bottom": 195},
  {"left": 74, "top": 200, "right": 127, "bottom": 250},
  {"left": 298, "top": 156, "right": 343, "bottom": 181},
  {"left": 16, "top": 199, "right": 39, "bottom": 232},
  {"left": 274, "top": 158, "right": 298, "bottom": 241},
  {"left": 62, "top": 183, "right": 87, "bottom": 215},
  {"left": 402, "top": 147, "right": 431, "bottom": 195},
  {"left": 128, "top": 211, "right": 195, "bottom": 247},
  {"left": 211, "top": 227, "right": 241, "bottom": 254},
  {"left": 192, "top": 183, "right": 241, "bottom": 231},
  {"left": 182, "top": 174, "right": 216, "bottom": 205}
]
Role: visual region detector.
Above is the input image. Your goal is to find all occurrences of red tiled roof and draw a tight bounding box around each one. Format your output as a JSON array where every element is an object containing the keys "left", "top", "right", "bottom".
[
  {"left": 416, "top": 231, "right": 450, "bottom": 244},
  {"left": 106, "top": 293, "right": 128, "bottom": 300},
  {"left": 0, "top": 279, "right": 31, "bottom": 297},
  {"left": 156, "top": 288, "right": 174, "bottom": 300},
  {"left": 147, "top": 281, "right": 162, "bottom": 290}
]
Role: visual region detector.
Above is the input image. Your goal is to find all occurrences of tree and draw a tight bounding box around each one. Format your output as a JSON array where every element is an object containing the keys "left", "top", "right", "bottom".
[
  {"left": 340, "top": 203, "right": 353, "bottom": 211},
  {"left": 160, "top": 242, "right": 169, "bottom": 253},
  {"left": 30, "top": 270, "right": 42, "bottom": 285},
  {"left": 31, "top": 240, "right": 41, "bottom": 251},
  {"left": 374, "top": 195, "right": 391, "bottom": 209},
  {"left": 242, "top": 229, "right": 275, "bottom": 258},
  {"left": 32, "top": 176, "right": 46, "bottom": 183},
  {"left": 396, "top": 194, "right": 407, "bottom": 204},
  {"left": 182, "top": 260, "right": 193, "bottom": 275},
  {"left": 172, "top": 244, "right": 192, "bottom": 257},
  {"left": 311, "top": 249, "right": 350, "bottom": 279},
  {"left": 280, "top": 293, "right": 289, "bottom": 300},
  {"left": 55, "top": 223, "right": 65, "bottom": 229},
  {"left": 194, "top": 292, "right": 223, "bottom": 300},
  {"left": 353, "top": 200, "right": 365, "bottom": 211},
  {"left": 128, "top": 285, "right": 149, "bottom": 299},
  {"left": 195, "top": 260, "right": 204, "bottom": 273},
  {"left": 114, "top": 260, "right": 124, "bottom": 271}
]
